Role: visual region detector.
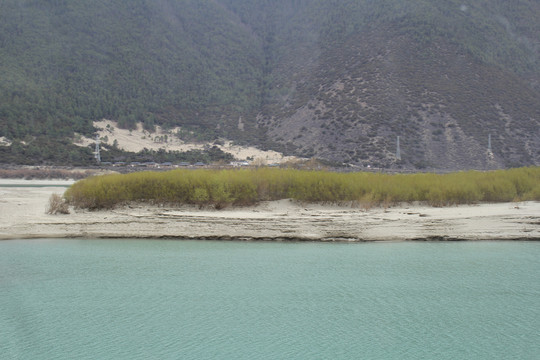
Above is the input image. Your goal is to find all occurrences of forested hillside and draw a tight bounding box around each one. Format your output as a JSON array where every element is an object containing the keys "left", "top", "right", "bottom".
[{"left": 1, "top": 0, "right": 539, "bottom": 168}]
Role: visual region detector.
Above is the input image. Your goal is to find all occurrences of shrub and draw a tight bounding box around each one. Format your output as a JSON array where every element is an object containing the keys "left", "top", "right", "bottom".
[
  {"left": 47, "top": 193, "right": 70, "bottom": 214},
  {"left": 64, "top": 167, "right": 540, "bottom": 209},
  {"left": 190, "top": 187, "right": 210, "bottom": 206}
]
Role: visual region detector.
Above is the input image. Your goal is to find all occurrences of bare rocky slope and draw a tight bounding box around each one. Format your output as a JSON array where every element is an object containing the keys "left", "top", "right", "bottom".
[{"left": 263, "top": 30, "right": 540, "bottom": 170}]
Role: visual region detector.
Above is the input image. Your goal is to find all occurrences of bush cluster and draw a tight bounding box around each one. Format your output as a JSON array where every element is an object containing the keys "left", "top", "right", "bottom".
[
  {"left": 64, "top": 167, "right": 540, "bottom": 210},
  {"left": 47, "top": 193, "right": 70, "bottom": 215},
  {"left": 0, "top": 168, "right": 97, "bottom": 180}
]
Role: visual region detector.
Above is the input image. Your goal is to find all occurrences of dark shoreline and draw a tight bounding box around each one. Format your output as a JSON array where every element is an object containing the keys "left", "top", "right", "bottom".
[{"left": 3, "top": 234, "right": 539, "bottom": 242}]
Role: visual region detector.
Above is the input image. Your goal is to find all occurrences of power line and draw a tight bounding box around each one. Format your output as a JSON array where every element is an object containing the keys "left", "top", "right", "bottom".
[
  {"left": 94, "top": 135, "right": 101, "bottom": 164},
  {"left": 396, "top": 136, "right": 401, "bottom": 161}
]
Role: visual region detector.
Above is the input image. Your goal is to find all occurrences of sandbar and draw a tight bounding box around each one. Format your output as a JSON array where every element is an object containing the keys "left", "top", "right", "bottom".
[{"left": 0, "top": 179, "right": 538, "bottom": 241}]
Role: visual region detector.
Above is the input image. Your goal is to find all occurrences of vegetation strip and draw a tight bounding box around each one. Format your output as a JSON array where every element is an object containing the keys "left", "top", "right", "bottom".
[{"left": 64, "top": 167, "right": 540, "bottom": 210}]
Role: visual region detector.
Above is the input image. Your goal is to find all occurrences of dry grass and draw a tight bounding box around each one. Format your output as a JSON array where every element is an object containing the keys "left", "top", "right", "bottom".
[
  {"left": 0, "top": 168, "right": 98, "bottom": 180},
  {"left": 47, "top": 193, "right": 70, "bottom": 214}
]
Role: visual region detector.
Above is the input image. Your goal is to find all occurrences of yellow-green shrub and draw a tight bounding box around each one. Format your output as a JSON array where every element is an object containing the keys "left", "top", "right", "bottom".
[{"left": 64, "top": 166, "right": 540, "bottom": 209}]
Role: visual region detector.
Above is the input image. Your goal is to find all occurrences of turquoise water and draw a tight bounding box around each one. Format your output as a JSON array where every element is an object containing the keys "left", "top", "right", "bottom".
[{"left": 1, "top": 240, "right": 539, "bottom": 359}]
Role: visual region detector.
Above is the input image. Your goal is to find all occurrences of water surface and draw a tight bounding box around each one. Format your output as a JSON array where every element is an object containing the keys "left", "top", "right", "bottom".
[{"left": 1, "top": 240, "right": 539, "bottom": 359}]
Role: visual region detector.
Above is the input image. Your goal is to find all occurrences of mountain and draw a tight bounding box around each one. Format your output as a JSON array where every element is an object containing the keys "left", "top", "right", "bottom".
[{"left": 0, "top": 0, "right": 539, "bottom": 169}]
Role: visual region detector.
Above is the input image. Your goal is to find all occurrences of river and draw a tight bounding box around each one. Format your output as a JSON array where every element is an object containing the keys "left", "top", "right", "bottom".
[{"left": 1, "top": 240, "right": 539, "bottom": 359}]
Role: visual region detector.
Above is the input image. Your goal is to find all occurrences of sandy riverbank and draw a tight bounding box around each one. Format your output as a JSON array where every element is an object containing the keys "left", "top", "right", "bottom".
[{"left": 0, "top": 179, "right": 538, "bottom": 241}]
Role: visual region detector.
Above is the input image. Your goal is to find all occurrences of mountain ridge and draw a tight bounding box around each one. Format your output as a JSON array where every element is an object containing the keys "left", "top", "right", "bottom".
[{"left": 0, "top": 0, "right": 538, "bottom": 169}]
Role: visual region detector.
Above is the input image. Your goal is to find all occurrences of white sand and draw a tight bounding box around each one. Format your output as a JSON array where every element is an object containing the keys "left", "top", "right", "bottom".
[
  {"left": 0, "top": 180, "right": 539, "bottom": 241},
  {"left": 74, "top": 119, "right": 297, "bottom": 164}
]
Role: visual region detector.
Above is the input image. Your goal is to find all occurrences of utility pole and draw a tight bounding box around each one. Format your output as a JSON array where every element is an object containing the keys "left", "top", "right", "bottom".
[
  {"left": 396, "top": 136, "right": 401, "bottom": 161},
  {"left": 94, "top": 135, "right": 101, "bottom": 164},
  {"left": 486, "top": 133, "right": 495, "bottom": 165}
]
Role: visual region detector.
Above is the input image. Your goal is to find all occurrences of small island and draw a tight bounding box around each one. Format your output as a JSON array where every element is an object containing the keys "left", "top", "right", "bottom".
[{"left": 1, "top": 167, "right": 538, "bottom": 241}]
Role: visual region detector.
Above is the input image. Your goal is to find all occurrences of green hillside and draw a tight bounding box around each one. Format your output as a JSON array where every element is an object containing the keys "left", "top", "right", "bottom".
[
  {"left": 0, "top": 0, "right": 539, "bottom": 168},
  {"left": 0, "top": 0, "right": 264, "bottom": 139}
]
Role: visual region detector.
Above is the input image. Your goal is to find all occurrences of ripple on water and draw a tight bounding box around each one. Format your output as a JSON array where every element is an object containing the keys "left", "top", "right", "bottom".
[{"left": 0, "top": 240, "right": 539, "bottom": 359}]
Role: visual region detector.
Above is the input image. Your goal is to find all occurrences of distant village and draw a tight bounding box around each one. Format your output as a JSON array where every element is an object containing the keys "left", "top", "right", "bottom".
[{"left": 96, "top": 160, "right": 281, "bottom": 169}]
